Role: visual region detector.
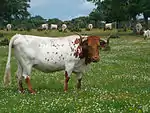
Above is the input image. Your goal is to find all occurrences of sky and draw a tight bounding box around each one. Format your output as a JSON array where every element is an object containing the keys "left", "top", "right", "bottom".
[{"left": 28, "top": 0, "right": 96, "bottom": 21}]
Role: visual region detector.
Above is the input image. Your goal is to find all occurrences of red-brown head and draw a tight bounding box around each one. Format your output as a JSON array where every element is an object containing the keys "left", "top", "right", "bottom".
[
  {"left": 80, "top": 36, "right": 100, "bottom": 64},
  {"left": 87, "top": 36, "right": 100, "bottom": 62}
]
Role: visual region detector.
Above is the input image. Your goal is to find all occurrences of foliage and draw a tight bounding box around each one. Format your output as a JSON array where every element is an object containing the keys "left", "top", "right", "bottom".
[
  {"left": 87, "top": 0, "right": 150, "bottom": 29},
  {"left": 140, "top": 0, "right": 150, "bottom": 28},
  {"left": 71, "top": 16, "right": 89, "bottom": 28},
  {"left": 0, "top": 0, "right": 30, "bottom": 24},
  {"left": 70, "top": 26, "right": 82, "bottom": 32},
  {"left": 29, "top": 15, "right": 46, "bottom": 28},
  {"left": 47, "top": 18, "right": 62, "bottom": 28},
  {"left": 0, "top": 38, "right": 9, "bottom": 46},
  {"left": 0, "top": 33, "right": 4, "bottom": 38}
]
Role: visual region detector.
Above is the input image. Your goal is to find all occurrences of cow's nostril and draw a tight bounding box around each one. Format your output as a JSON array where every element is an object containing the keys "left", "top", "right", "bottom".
[
  {"left": 92, "top": 56, "right": 99, "bottom": 62},
  {"left": 94, "top": 56, "right": 98, "bottom": 59}
]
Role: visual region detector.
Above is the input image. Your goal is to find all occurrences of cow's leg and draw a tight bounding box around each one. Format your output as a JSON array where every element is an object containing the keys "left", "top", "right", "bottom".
[
  {"left": 76, "top": 73, "right": 82, "bottom": 89},
  {"left": 22, "top": 64, "right": 35, "bottom": 94},
  {"left": 64, "top": 63, "right": 74, "bottom": 92},
  {"left": 16, "top": 63, "right": 24, "bottom": 93},
  {"left": 25, "top": 76, "right": 35, "bottom": 94},
  {"left": 64, "top": 71, "right": 70, "bottom": 92}
]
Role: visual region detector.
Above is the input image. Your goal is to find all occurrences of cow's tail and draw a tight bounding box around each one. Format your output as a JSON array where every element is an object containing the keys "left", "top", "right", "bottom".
[{"left": 3, "top": 34, "right": 18, "bottom": 87}]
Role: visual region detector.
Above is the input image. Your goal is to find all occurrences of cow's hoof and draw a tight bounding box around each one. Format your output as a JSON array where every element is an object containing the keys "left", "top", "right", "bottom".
[
  {"left": 31, "top": 92, "right": 36, "bottom": 94},
  {"left": 18, "top": 89, "right": 25, "bottom": 94},
  {"left": 64, "top": 90, "right": 68, "bottom": 93},
  {"left": 29, "top": 90, "right": 36, "bottom": 94}
]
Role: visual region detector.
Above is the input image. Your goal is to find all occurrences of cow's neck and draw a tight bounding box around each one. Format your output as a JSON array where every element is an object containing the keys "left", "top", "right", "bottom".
[{"left": 79, "top": 40, "right": 91, "bottom": 65}]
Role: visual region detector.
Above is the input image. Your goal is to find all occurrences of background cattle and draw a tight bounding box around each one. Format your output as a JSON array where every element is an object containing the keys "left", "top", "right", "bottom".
[
  {"left": 104, "top": 23, "right": 112, "bottom": 30},
  {"left": 143, "top": 29, "right": 150, "bottom": 39},
  {"left": 136, "top": 23, "right": 142, "bottom": 34},
  {"left": 61, "top": 24, "right": 67, "bottom": 32},
  {"left": 50, "top": 24, "right": 58, "bottom": 30},
  {"left": 6, "top": 24, "right": 12, "bottom": 31},
  {"left": 87, "top": 24, "right": 93, "bottom": 31},
  {"left": 41, "top": 24, "right": 49, "bottom": 30}
]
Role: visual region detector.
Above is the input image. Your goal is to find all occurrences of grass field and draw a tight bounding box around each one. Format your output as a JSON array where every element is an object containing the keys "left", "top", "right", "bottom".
[{"left": 0, "top": 30, "right": 150, "bottom": 113}]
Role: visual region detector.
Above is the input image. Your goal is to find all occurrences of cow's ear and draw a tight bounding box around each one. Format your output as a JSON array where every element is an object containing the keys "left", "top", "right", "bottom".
[
  {"left": 100, "top": 39, "right": 106, "bottom": 47},
  {"left": 81, "top": 37, "right": 87, "bottom": 42},
  {"left": 106, "top": 36, "right": 110, "bottom": 45},
  {"left": 80, "top": 37, "right": 87, "bottom": 46}
]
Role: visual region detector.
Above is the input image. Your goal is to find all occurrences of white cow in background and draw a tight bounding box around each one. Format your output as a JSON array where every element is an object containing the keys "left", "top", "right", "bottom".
[
  {"left": 41, "top": 24, "right": 48, "bottom": 30},
  {"left": 105, "top": 23, "right": 112, "bottom": 30},
  {"left": 51, "top": 24, "right": 58, "bottom": 30},
  {"left": 136, "top": 23, "right": 142, "bottom": 34},
  {"left": 6, "top": 24, "right": 12, "bottom": 31},
  {"left": 143, "top": 29, "right": 150, "bottom": 39},
  {"left": 88, "top": 24, "right": 93, "bottom": 30},
  {"left": 62, "top": 24, "right": 67, "bottom": 31}
]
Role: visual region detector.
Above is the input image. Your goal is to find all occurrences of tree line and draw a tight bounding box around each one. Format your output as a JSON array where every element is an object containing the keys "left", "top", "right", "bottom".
[
  {"left": 0, "top": 0, "right": 150, "bottom": 30},
  {"left": 88, "top": 0, "right": 150, "bottom": 29}
]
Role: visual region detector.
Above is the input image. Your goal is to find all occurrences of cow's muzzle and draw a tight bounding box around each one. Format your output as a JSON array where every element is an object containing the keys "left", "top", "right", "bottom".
[{"left": 91, "top": 56, "right": 100, "bottom": 62}]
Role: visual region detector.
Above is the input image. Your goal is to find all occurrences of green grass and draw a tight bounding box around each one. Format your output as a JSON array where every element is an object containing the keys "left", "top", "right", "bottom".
[{"left": 0, "top": 30, "right": 150, "bottom": 113}]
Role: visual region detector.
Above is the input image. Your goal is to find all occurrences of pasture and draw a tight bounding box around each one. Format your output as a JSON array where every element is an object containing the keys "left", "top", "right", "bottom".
[{"left": 0, "top": 29, "right": 150, "bottom": 113}]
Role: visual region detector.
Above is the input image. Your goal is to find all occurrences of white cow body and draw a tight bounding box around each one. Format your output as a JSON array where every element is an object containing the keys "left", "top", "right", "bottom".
[
  {"left": 51, "top": 24, "right": 58, "bottom": 29},
  {"left": 136, "top": 23, "right": 142, "bottom": 33},
  {"left": 4, "top": 34, "right": 101, "bottom": 93},
  {"left": 62, "top": 24, "right": 67, "bottom": 31},
  {"left": 88, "top": 24, "right": 93, "bottom": 30},
  {"left": 143, "top": 29, "right": 150, "bottom": 38},
  {"left": 6, "top": 24, "right": 12, "bottom": 31},
  {"left": 41, "top": 24, "right": 48, "bottom": 30},
  {"left": 10, "top": 34, "right": 86, "bottom": 75},
  {"left": 4, "top": 34, "right": 92, "bottom": 93},
  {"left": 105, "top": 23, "right": 112, "bottom": 30}
]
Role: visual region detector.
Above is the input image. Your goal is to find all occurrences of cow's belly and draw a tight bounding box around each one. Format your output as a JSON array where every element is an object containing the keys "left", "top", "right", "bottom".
[
  {"left": 32, "top": 54, "right": 66, "bottom": 72},
  {"left": 33, "top": 62, "right": 65, "bottom": 73}
]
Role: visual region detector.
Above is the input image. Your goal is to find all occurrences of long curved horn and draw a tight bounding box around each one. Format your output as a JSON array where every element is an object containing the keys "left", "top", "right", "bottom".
[
  {"left": 106, "top": 35, "right": 110, "bottom": 45},
  {"left": 74, "top": 32, "right": 82, "bottom": 38},
  {"left": 74, "top": 32, "right": 83, "bottom": 43}
]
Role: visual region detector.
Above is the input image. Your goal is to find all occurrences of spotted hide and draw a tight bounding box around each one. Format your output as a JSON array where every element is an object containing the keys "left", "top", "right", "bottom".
[{"left": 4, "top": 34, "right": 101, "bottom": 94}]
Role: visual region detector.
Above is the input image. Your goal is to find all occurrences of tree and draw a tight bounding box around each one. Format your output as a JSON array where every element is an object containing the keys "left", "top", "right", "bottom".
[
  {"left": 87, "top": 0, "right": 145, "bottom": 30},
  {"left": 71, "top": 16, "right": 89, "bottom": 28},
  {"left": 29, "top": 15, "right": 46, "bottom": 28},
  {"left": 0, "top": 0, "right": 30, "bottom": 24},
  {"left": 47, "top": 18, "right": 62, "bottom": 27},
  {"left": 89, "top": 8, "right": 104, "bottom": 28},
  {"left": 88, "top": 0, "right": 128, "bottom": 28},
  {"left": 141, "top": 0, "right": 150, "bottom": 28}
]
